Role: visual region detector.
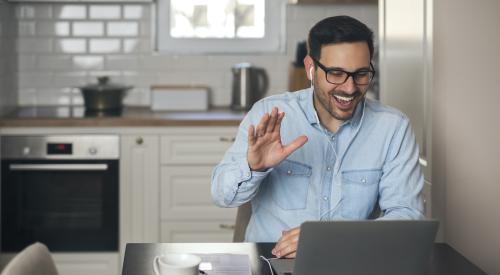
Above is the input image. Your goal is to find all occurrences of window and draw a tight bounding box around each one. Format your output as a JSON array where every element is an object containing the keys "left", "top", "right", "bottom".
[{"left": 157, "top": 0, "right": 286, "bottom": 53}]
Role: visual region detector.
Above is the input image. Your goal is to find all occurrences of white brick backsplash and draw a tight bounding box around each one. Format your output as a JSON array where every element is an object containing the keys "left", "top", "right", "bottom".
[
  {"left": 89, "top": 38, "right": 120, "bottom": 53},
  {"left": 124, "top": 5, "right": 145, "bottom": 19},
  {"left": 122, "top": 88, "right": 149, "bottom": 106},
  {"left": 17, "top": 55, "right": 37, "bottom": 71},
  {"left": 16, "top": 38, "right": 52, "bottom": 53},
  {"left": 36, "top": 91, "right": 73, "bottom": 106},
  {"left": 107, "top": 22, "right": 138, "bottom": 37},
  {"left": 17, "top": 72, "right": 52, "bottom": 88},
  {"left": 73, "top": 22, "right": 104, "bottom": 36},
  {"left": 8, "top": 2, "right": 376, "bottom": 107},
  {"left": 34, "top": 5, "right": 52, "bottom": 19},
  {"left": 18, "top": 21, "right": 36, "bottom": 36},
  {"left": 72, "top": 94, "right": 84, "bottom": 105},
  {"left": 53, "top": 71, "right": 87, "bottom": 87},
  {"left": 55, "top": 5, "right": 86, "bottom": 19},
  {"left": 139, "top": 21, "right": 150, "bottom": 36},
  {"left": 89, "top": 5, "right": 120, "bottom": 20},
  {"left": 16, "top": 5, "right": 35, "bottom": 19},
  {"left": 88, "top": 70, "right": 120, "bottom": 78},
  {"left": 73, "top": 55, "right": 103, "bottom": 70},
  {"left": 37, "top": 22, "right": 70, "bottom": 36},
  {"left": 139, "top": 55, "right": 171, "bottom": 70},
  {"left": 105, "top": 55, "right": 138, "bottom": 70},
  {"left": 121, "top": 71, "right": 156, "bottom": 86},
  {"left": 38, "top": 55, "right": 72, "bottom": 70},
  {"left": 18, "top": 88, "right": 38, "bottom": 106},
  {"left": 123, "top": 39, "right": 139, "bottom": 53},
  {"left": 55, "top": 39, "right": 86, "bottom": 54},
  {"left": 141, "top": 38, "right": 152, "bottom": 52}
]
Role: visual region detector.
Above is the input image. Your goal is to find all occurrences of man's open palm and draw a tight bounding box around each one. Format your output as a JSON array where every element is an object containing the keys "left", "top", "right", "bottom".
[{"left": 247, "top": 107, "right": 308, "bottom": 171}]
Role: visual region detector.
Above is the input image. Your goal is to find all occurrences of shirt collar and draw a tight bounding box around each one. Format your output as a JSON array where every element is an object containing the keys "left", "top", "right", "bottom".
[{"left": 299, "top": 87, "right": 365, "bottom": 128}]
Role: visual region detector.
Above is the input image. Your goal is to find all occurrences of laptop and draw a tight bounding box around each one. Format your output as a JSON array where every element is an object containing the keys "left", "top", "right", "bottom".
[{"left": 270, "top": 220, "right": 439, "bottom": 275}]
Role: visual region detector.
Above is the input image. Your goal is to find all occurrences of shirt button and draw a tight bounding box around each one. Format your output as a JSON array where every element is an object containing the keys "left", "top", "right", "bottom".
[
  {"left": 246, "top": 172, "right": 251, "bottom": 177},
  {"left": 323, "top": 196, "right": 328, "bottom": 201},
  {"left": 287, "top": 170, "right": 292, "bottom": 175},
  {"left": 327, "top": 166, "right": 332, "bottom": 171},
  {"left": 361, "top": 178, "right": 367, "bottom": 183}
]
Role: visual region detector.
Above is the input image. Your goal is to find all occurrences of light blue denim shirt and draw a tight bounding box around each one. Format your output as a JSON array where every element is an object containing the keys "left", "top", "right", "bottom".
[{"left": 211, "top": 88, "right": 424, "bottom": 242}]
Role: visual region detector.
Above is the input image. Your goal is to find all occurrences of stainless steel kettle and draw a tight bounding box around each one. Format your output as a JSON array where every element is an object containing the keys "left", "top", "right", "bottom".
[{"left": 231, "top": 63, "right": 269, "bottom": 111}]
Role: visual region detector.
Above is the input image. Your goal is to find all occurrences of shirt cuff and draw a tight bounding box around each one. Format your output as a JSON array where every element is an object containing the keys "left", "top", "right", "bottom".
[{"left": 236, "top": 159, "right": 273, "bottom": 192}]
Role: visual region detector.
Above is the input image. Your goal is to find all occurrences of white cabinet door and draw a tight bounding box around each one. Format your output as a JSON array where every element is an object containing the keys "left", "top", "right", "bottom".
[
  {"left": 160, "top": 165, "right": 237, "bottom": 221},
  {"left": 120, "top": 135, "right": 160, "bottom": 256},
  {"left": 160, "top": 221, "right": 235, "bottom": 243},
  {"left": 160, "top": 128, "right": 237, "bottom": 165}
]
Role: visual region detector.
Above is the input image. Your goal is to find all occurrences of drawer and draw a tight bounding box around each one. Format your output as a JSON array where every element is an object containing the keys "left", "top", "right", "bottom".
[
  {"left": 160, "top": 165, "right": 237, "bottom": 220},
  {"left": 160, "top": 128, "right": 237, "bottom": 165},
  {"left": 160, "top": 221, "right": 235, "bottom": 243}
]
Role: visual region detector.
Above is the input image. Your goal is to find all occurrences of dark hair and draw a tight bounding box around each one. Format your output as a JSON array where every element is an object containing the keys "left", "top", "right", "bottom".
[{"left": 308, "top": 15, "right": 374, "bottom": 61}]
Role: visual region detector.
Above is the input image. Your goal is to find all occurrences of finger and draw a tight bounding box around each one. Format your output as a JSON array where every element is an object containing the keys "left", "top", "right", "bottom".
[
  {"left": 274, "top": 112, "right": 285, "bottom": 134},
  {"left": 256, "top": 113, "right": 270, "bottom": 137},
  {"left": 277, "top": 233, "right": 300, "bottom": 258},
  {"left": 282, "top": 135, "right": 308, "bottom": 156},
  {"left": 266, "top": 107, "right": 278, "bottom": 133},
  {"left": 248, "top": 125, "right": 256, "bottom": 146},
  {"left": 274, "top": 239, "right": 298, "bottom": 258},
  {"left": 284, "top": 252, "right": 296, "bottom": 259},
  {"left": 272, "top": 233, "right": 295, "bottom": 255}
]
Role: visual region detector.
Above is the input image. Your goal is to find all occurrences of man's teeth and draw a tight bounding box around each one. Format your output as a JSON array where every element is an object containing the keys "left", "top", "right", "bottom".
[{"left": 333, "top": 95, "right": 354, "bottom": 102}]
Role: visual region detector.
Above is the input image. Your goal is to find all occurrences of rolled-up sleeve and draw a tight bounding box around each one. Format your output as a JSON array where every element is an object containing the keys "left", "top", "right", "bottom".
[
  {"left": 211, "top": 101, "right": 273, "bottom": 208},
  {"left": 377, "top": 116, "right": 425, "bottom": 220}
]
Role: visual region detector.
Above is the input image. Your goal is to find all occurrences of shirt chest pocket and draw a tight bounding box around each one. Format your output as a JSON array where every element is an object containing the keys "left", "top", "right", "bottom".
[
  {"left": 269, "top": 159, "right": 312, "bottom": 210},
  {"left": 341, "top": 169, "right": 382, "bottom": 218}
]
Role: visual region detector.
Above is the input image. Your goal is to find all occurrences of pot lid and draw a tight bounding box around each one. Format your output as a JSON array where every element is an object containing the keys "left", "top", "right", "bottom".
[{"left": 79, "top": 76, "right": 132, "bottom": 92}]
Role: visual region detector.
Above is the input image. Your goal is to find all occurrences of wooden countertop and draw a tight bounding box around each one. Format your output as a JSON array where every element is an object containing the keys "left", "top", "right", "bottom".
[{"left": 0, "top": 106, "right": 245, "bottom": 127}]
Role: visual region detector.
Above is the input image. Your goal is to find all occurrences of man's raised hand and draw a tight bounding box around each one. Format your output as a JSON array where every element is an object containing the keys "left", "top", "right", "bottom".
[{"left": 247, "top": 107, "right": 308, "bottom": 171}]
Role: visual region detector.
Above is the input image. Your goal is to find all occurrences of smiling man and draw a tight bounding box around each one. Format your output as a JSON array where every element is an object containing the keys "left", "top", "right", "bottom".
[{"left": 211, "top": 16, "right": 424, "bottom": 258}]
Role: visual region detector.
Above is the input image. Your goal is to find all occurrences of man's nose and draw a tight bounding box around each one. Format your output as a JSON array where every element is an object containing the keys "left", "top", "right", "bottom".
[{"left": 340, "top": 75, "right": 357, "bottom": 93}]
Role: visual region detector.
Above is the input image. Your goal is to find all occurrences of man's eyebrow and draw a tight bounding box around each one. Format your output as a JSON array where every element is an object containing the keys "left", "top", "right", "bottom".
[{"left": 325, "top": 66, "right": 371, "bottom": 72}]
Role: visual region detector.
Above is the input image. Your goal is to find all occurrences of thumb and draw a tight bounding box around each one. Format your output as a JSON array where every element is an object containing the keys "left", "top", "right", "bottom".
[{"left": 282, "top": 135, "right": 308, "bottom": 157}]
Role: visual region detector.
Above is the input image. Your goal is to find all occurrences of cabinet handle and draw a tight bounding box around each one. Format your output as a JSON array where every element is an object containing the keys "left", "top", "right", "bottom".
[
  {"left": 136, "top": 137, "right": 144, "bottom": 145},
  {"left": 219, "top": 224, "right": 235, "bottom": 230},
  {"left": 219, "top": 137, "right": 236, "bottom": 142}
]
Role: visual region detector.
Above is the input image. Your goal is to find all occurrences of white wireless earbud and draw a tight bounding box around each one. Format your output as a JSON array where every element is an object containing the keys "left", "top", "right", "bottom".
[{"left": 309, "top": 67, "right": 314, "bottom": 88}]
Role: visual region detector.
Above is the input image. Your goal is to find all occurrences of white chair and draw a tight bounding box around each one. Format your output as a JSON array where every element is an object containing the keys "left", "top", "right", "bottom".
[{"left": 1, "top": 242, "right": 59, "bottom": 275}]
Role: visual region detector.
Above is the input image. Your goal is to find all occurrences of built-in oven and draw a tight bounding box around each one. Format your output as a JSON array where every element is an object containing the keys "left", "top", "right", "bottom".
[{"left": 0, "top": 135, "right": 119, "bottom": 252}]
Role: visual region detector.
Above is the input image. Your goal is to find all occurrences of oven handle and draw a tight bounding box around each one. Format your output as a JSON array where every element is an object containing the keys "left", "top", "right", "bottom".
[{"left": 9, "top": 164, "right": 109, "bottom": 171}]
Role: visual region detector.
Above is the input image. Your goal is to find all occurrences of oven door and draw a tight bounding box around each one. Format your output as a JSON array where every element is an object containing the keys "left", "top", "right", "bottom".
[{"left": 1, "top": 159, "right": 118, "bottom": 252}]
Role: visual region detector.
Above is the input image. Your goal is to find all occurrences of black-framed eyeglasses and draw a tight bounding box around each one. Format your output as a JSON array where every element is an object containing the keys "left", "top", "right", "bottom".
[{"left": 311, "top": 57, "right": 376, "bottom": 85}]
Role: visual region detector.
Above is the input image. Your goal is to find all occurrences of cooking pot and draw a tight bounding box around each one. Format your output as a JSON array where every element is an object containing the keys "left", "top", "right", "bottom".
[{"left": 78, "top": 76, "right": 132, "bottom": 111}]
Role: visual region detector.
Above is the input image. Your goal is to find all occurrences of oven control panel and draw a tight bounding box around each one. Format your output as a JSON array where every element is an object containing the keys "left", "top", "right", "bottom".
[
  {"left": 1, "top": 135, "right": 119, "bottom": 160},
  {"left": 47, "top": 143, "right": 73, "bottom": 155}
]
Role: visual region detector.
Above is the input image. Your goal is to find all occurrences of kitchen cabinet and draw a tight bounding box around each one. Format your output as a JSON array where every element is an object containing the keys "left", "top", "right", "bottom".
[
  {"left": 0, "top": 120, "right": 242, "bottom": 275},
  {"left": 120, "top": 135, "right": 160, "bottom": 260},
  {"left": 158, "top": 127, "right": 238, "bottom": 243}
]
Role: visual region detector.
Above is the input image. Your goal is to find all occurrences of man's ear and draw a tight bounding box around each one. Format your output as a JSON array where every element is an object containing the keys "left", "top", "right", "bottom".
[{"left": 303, "top": 55, "right": 314, "bottom": 80}]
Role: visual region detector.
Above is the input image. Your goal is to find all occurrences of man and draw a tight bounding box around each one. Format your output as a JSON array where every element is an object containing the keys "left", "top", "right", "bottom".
[{"left": 211, "top": 15, "right": 424, "bottom": 258}]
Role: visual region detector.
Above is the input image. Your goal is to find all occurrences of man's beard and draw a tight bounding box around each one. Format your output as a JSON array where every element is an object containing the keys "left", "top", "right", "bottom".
[{"left": 314, "top": 85, "right": 365, "bottom": 122}]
